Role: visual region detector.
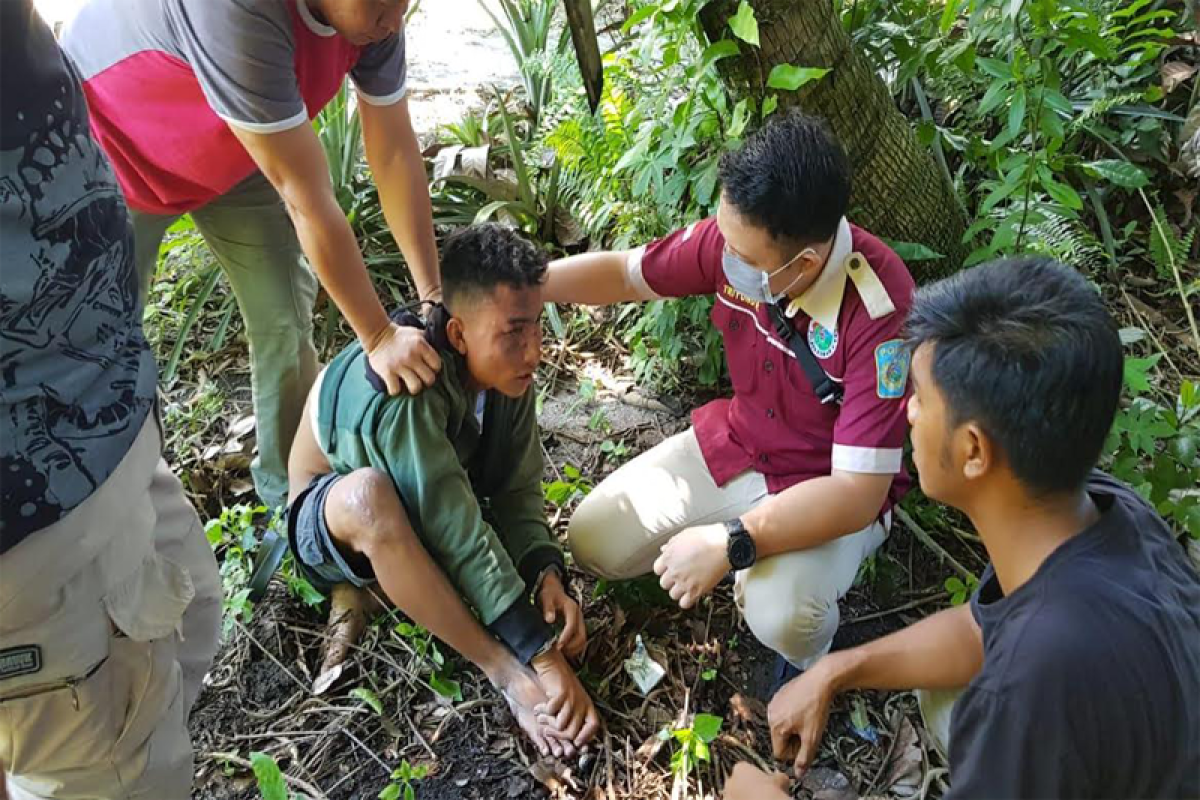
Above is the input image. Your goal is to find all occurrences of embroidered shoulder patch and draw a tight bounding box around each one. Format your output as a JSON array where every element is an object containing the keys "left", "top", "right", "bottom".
[
  {"left": 0, "top": 645, "right": 42, "bottom": 681},
  {"left": 875, "top": 339, "right": 910, "bottom": 399},
  {"left": 807, "top": 320, "right": 838, "bottom": 359}
]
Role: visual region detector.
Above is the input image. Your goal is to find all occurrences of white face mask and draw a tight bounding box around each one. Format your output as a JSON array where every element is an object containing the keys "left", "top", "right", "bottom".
[{"left": 721, "top": 246, "right": 815, "bottom": 304}]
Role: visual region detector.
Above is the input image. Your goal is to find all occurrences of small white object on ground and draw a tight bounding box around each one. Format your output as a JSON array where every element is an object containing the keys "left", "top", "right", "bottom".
[{"left": 623, "top": 634, "right": 666, "bottom": 695}]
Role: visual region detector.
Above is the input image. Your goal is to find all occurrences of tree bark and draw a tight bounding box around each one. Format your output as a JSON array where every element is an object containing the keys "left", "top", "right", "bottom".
[
  {"left": 700, "top": 0, "right": 968, "bottom": 278},
  {"left": 562, "top": 0, "right": 604, "bottom": 113}
]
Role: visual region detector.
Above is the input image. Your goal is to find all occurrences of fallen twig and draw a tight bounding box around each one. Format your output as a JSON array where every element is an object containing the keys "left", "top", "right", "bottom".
[
  {"left": 844, "top": 594, "right": 944, "bottom": 626},
  {"left": 895, "top": 508, "right": 975, "bottom": 583}
]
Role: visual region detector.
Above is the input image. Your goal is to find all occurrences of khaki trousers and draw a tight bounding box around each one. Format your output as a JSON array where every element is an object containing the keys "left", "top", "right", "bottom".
[
  {"left": 917, "top": 688, "right": 959, "bottom": 761},
  {"left": 568, "top": 428, "right": 889, "bottom": 668},
  {"left": 132, "top": 172, "right": 320, "bottom": 510},
  {"left": 0, "top": 416, "right": 221, "bottom": 799}
]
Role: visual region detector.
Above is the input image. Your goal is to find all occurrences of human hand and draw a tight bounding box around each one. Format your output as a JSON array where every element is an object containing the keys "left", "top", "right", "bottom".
[
  {"left": 768, "top": 659, "right": 838, "bottom": 775},
  {"left": 532, "top": 648, "right": 600, "bottom": 754},
  {"left": 538, "top": 572, "right": 587, "bottom": 660},
  {"left": 722, "top": 762, "right": 790, "bottom": 799},
  {"left": 652, "top": 524, "right": 730, "bottom": 610},
  {"left": 365, "top": 322, "right": 442, "bottom": 395}
]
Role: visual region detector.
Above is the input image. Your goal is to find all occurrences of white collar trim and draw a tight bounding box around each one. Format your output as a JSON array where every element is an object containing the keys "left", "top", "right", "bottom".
[
  {"left": 785, "top": 217, "right": 852, "bottom": 332},
  {"left": 297, "top": 0, "right": 337, "bottom": 37}
]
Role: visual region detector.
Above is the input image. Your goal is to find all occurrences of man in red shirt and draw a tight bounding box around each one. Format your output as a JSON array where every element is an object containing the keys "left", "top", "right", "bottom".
[
  {"left": 543, "top": 112, "right": 914, "bottom": 682},
  {"left": 62, "top": 0, "right": 443, "bottom": 510}
]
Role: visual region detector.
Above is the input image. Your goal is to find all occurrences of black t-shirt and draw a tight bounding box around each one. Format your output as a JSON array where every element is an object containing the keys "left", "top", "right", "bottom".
[{"left": 945, "top": 472, "right": 1200, "bottom": 799}]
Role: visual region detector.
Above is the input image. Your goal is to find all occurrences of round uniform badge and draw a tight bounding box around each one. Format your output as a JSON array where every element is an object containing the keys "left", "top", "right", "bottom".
[{"left": 807, "top": 320, "right": 838, "bottom": 359}]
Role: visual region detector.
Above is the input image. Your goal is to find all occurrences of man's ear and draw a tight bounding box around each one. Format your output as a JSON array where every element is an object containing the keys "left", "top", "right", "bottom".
[
  {"left": 445, "top": 316, "right": 468, "bottom": 356},
  {"left": 961, "top": 422, "right": 993, "bottom": 481}
]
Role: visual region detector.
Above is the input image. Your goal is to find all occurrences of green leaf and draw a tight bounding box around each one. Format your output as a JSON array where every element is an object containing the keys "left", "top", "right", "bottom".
[
  {"left": 205, "top": 519, "right": 225, "bottom": 547},
  {"left": 1083, "top": 160, "right": 1149, "bottom": 190},
  {"left": 977, "top": 79, "right": 1010, "bottom": 117},
  {"left": 728, "top": 1, "right": 759, "bottom": 46},
  {"left": 430, "top": 672, "right": 463, "bottom": 702},
  {"left": 250, "top": 752, "right": 289, "bottom": 800},
  {"left": 701, "top": 668, "right": 717, "bottom": 681},
  {"left": 850, "top": 697, "right": 870, "bottom": 733},
  {"left": 379, "top": 785, "right": 401, "bottom": 800},
  {"left": 692, "top": 713, "right": 723, "bottom": 743},
  {"left": 728, "top": 98, "right": 751, "bottom": 138},
  {"left": 883, "top": 239, "right": 944, "bottom": 262},
  {"left": 977, "top": 57, "right": 1012, "bottom": 81},
  {"left": 289, "top": 574, "right": 325, "bottom": 607},
  {"left": 766, "top": 64, "right": 831, "bottom": 91},
  {"left": 1042, "top": 178, "right": 1083, "bottom": 211},
  {"left": 700, "top": 39, "right": 740, "bottom": 70},
  {"left": 762, "top": 94, "right": 779, "bottom": 117},
  {"left": 620, "top": 4, "right": 657, "bottom": 33},
  {"left": 351, "top": 686, "right": 384, "bottom": 716},
  {"left": 1007, "top": 89, "right": 1026, "bottom": 137},
  {"left": 938, "top": 0, "right": 962, "bottom": 33},
  {"left": 1123, "top": 354, "right": 1163, "bottom": 394}
]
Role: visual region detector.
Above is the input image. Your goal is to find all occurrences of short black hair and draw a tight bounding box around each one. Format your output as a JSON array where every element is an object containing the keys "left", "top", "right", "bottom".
[
  {"left": 441, "top": 223, "right": 548, "bottom": 311},
  {"left": 718, "top": 110, "right": 851, "bottom": 245},
  {"left": 906, "top": 256, "right": 1122, "bottom": 496}
]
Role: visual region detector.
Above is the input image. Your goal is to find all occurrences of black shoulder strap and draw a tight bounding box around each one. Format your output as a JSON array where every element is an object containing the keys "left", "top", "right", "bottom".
[{"left": 767, "top": 302, "right": 843, "bottom": 406}]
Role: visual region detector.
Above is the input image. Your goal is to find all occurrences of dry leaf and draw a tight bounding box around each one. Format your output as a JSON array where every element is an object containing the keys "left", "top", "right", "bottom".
[
  {"left": 800, "top": 767, "right": 859, "bottom": 800},
  {"left": 1162, "top": 62, "right": 1197, "bottom": 94},
  {"left": 229, "top": 413, "right": 257, "bottom": 438},
  {"left": 728, "top": 693, "right": 766, "bottom": 728},
  {"left": 882, "top": 717, "right": 923, "bottom": 797}
]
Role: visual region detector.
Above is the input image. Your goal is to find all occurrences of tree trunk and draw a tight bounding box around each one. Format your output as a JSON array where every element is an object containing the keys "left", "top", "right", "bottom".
[
  {"left": 700, "top": 0, "right": 968, "bottom": 278},
  {"left": 562, "top": 0, "right": 604, "bottom": 113}
]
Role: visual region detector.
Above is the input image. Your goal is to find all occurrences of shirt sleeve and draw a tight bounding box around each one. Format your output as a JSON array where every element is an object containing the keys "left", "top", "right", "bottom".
[
  {"left": 635, "top": 217, "right": 725, "bottom": 298},
  {"left": 486, "top": 390, "right": 565, "bottom": 590},
  {"left": 371, "top": 393, "right": 527, "bottom": 627},
  {"left": 830, "top": 273, "right": 914, "bottom": 475},
  {"left": 351, "top": 31, "right": 408, "bottom": 106},
  {"left": 173, "top": 0, "right": 308, "bottom": 133}
]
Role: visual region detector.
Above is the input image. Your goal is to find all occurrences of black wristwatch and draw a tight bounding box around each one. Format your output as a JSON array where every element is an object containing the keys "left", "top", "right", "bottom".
[{"left": 724, "top": 518, "right": 757, "bottom": 570}]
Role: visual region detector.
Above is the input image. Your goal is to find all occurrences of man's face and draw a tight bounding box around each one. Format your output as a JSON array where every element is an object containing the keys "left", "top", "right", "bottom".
[
  {"left": 907, "top": 343, "right": 960, "bottom": 504},
  {"left": 320, "top": 0, "right": 406, "bottom": 46},
  {"left": 715, "top": 192, "right": 820, "bottom": 299},
  {"left": 454, "top": 283, "right": 544, "bottom": 398}
]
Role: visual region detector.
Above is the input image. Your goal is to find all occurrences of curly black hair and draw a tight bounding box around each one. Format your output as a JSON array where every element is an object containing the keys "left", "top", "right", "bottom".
[{"left": 441, "top": 223, "right": 548, "bottom": 312}]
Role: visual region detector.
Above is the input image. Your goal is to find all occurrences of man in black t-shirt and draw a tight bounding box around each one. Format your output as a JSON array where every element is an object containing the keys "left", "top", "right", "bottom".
[{"left": 724, "top": 257, "right": 1200, "bottom": 799}]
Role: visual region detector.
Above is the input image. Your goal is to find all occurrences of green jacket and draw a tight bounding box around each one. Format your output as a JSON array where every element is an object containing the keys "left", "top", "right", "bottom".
[{"left": 315, "top": 338, "right": 563, "bottom": 635}]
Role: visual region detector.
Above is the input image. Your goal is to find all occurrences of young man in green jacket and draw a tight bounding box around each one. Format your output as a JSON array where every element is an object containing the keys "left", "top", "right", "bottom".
[{"left": 287, "top": 225, "right": 598, "bottom": 758}]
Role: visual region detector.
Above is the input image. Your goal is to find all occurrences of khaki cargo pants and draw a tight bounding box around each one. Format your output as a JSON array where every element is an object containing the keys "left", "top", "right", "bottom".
[
  {"left": 132, "top": 172, "right": 320, "bottom": 511},
  {"left": 0, "top": 415, "right": 221, "bottom": 799},
  {"left": 568, "top": 428, "right": 889, "bottom": 669}
]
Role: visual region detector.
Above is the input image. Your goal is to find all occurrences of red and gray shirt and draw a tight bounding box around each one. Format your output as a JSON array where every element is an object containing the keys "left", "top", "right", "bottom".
[
  {"left": 61, "top": 0, "right": 408, "bottom": 215},
  {"left": 628, "top": 217, "right": 915, "bottom": 511}
]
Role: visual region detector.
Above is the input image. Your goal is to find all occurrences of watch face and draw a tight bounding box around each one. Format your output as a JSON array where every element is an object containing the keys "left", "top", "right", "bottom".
[{"left": 730, "top": 535, "right": 755, "bottom": 569}]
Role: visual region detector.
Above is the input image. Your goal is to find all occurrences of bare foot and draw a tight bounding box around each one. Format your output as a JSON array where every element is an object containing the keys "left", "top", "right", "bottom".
[
  {"left": 492, "top": 663, "right": 571, "bottom": 759},
  {"left": 313, "top": 584, "right": 382, "bottom": 694}
]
